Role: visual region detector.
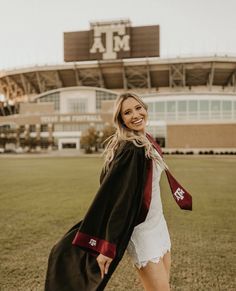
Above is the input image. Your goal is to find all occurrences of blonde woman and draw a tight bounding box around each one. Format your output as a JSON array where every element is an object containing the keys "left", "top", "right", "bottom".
[
  {"left": 45, "top": 92, "right": 188, "bottom": 291},
  {"left": 98, "top": 92, "right": 171, "bottom": 291}
]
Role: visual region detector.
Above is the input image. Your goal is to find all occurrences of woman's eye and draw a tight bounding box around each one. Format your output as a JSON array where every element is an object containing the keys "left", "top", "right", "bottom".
[
  {"left": 124, "top": 111, "right": 130, "bottom": 115},
  {"left": 136, "top": 106, "right": 142, "bottom": 110}
]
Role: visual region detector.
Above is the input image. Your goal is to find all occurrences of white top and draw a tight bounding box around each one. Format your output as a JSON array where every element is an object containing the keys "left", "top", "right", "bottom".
[{"left": 126, "top": 156, "right": 171, "bottom": 268}]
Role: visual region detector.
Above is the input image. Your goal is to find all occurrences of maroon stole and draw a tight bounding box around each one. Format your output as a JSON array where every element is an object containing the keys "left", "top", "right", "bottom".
[{"left": 146, "top": 133, "right": 192, "bottom": 211}]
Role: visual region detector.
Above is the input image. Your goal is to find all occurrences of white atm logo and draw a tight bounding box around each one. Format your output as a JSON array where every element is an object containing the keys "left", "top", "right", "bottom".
[
  {"left": 89, "top": 238, "right": 97, "bottom": 247},
  {"left": 90, "top": 24, "right": 130, "bottom": 60},
  {"left": 174, "top": 188, "right": 185, "bottom": 201}
]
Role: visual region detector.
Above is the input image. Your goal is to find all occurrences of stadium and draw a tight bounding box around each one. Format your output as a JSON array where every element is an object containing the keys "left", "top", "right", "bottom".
[{"left": 0, "top": 19, "right": 235, "bottom": 152}]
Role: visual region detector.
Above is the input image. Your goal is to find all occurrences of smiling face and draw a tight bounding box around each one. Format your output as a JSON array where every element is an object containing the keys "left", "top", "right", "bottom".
[{"left": 120, "top": 97, "right": 148, "bottom": 133}]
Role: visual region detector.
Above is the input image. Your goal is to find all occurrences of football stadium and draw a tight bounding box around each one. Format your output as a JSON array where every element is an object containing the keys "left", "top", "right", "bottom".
[
  {"left": 0, "top": 19, "right": 235, "bottom": 152},
  {"left": 1, "top": 17, "right": 236, "bottom": 291}
]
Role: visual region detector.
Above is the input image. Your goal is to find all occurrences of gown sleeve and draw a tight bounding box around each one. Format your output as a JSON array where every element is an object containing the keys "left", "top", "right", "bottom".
[{"left": 72, "top": 141, "right": 147, "bottom": 259}]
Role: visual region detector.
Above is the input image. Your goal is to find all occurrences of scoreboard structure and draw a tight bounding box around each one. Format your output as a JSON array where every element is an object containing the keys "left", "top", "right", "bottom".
[{"left": 64, "top": 19, "right": 160, "bottom": 61}]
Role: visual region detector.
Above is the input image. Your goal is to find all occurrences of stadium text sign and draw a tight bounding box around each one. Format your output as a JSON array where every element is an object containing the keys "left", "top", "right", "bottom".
[{"left": 41, "top": 114, "right": 102, "bottom": 124}]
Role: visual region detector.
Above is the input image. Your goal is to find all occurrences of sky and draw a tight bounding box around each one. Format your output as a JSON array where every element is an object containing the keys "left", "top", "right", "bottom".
[{"left": 0, "top": 0, "right": 235, "bottom": 71}]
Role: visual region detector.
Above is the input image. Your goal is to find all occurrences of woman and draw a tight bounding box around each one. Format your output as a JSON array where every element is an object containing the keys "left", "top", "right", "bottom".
[
  {"left": 97, "top": 92, "right": 171, "bottom": 291},
  {"left": 45, "top": 92, "right": 190, "bottom": 291}
]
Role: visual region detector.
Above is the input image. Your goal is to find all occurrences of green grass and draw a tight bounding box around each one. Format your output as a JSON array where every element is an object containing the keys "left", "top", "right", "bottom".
[{"left": 0, "top": 156, "right": 235, "bottom": 291}]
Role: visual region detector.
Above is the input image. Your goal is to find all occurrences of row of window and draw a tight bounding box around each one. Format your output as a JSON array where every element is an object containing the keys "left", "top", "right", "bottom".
[
  {"left": 18, "top": 124, "right": 49, "bottom": 133},
  {"left": 67, "top": 98, "right": 88, "bottom": 113},
  {"left": 37, "top": 90, "right": 117, "bottom": 113},
  {"left": 1, "top": 123, "right": 104, "bottom": 134},
  {"left": 96, "top": 90, "right": 117, "bottom": 110},
  {"left": 54, "top": 123, "right": 104, "bottom": 132},
  {"left": 38, "top": 92, "right": 60, "bottom": 110},
  {"left": 0, "top": 124, "right": 49, "bottom": 133},
  {"left": 146, "top": 99, "right": 236, "bottom": 121},
  {"left": 37, "top": 91, "right": 236, "bottom": 117}
]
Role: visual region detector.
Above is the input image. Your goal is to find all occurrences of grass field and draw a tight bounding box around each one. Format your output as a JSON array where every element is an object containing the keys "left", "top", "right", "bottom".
[{"left": 0, "top": 155, "right": 235, "bottom": 291}]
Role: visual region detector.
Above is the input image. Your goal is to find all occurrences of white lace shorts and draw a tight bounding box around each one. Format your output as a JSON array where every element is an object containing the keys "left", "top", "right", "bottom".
[{"left": 126, "top": 215, "right": 171, "bottom": 269}]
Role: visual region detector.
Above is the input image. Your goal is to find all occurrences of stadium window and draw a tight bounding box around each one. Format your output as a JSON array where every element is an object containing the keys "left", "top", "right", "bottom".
[
  {"left": 210, "top": 100, "right": 221, "bottom": 119},
  {"left": 187, "top": 100, "right": 198, "bottom": 120},
  {"left": 146, "top": 102, "right": 154, "bottom": 120},
  {"left": 167, "top": 101, "right": 176, "bottom": 112},
  {"left": 40, "top": 124, "right": 48, "bottom": 132},
  {"left": 153, "top": 102, "right": 165, "bottom": 120},
  {"left": 199, "top": 100, "right": 209, "bottom": 119},
  {"left": 38, "top": 92, "right": 60, "bottom": 111},
  {"left": 211, "top": 100, "right": 220, "bottom": 112},
  {"left": 222, "top": 100, "right": 232, "bottom": 119},
  {"left": 178, "top": 100, "right": 187, "bottom": 112},
  {"left": 148, "top": 102, "right": 154, "bottom": 113},
  {"left": 68, "top": 98, "right": 88, "bottom": 113},
  {"left": 29, "top": 125, "right": 36, "bottom": 132},
  {"left": 96, "top": 90, "right": 117, "bottom": 110},
  {"left": 177, "top": 100, "right": 187, "bottom": 120},
  {"left": 188, "top": 100, "right": 198, "bottom": 112},
  {"left": 222, "top": 100, "right": 232, "bottom": 111},
  {"left": 166, "top": 101, "right": 176, "bottom": 120},
  {"left": 155, "top": 102, "right": 165, "bottom": 113},
  {"left": 200, "top": 100, "right": 209, "bottom": 111}
]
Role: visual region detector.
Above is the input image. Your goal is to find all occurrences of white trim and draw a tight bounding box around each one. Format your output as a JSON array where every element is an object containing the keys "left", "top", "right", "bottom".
[{"left": 53, "top": 131, "right": 82, "bottom": 137}]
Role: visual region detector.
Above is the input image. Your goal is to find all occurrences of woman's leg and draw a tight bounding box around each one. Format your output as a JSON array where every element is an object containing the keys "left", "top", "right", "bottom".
[
  {"left": 136, "top": 256, "right": 170, "bottom": 291},
  {"left": 163, "top": 251, "right": 171, "bottom": 282}
]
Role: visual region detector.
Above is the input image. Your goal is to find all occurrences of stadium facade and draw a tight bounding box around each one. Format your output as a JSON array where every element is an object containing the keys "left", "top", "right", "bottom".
[{"left": 0, "top": 19, "right": 235, "bottom": 152}]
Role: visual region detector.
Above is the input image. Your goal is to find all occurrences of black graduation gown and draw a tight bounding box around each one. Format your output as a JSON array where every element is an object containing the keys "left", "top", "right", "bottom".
[{"left": 45, "top": 141, "right": 153, "bottom": 291}]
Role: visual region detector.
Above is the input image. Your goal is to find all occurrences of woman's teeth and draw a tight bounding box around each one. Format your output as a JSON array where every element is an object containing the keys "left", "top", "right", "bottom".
[{"left": 133, "top": 119, "right": 143, "bottom": 124}]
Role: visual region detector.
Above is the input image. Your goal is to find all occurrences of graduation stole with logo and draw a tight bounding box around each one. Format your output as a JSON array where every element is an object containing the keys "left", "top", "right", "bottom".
[{"left": 146, "top": 133, "right": 192, "bottom": 211}]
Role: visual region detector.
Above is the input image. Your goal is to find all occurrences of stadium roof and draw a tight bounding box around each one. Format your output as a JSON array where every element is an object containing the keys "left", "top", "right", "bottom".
[{"left": 0, "top": 56, "right": 236, "bottom": 101}]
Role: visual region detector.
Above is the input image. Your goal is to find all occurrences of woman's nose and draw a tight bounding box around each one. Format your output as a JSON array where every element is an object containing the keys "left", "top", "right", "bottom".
[{"left": 132, "top": 110, "right": 139, "bottom": 119}]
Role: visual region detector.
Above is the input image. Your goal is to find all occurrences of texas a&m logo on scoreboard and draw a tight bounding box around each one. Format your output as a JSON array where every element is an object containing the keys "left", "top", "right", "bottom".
[
  {"left": 89, "top": 21, "right": 130, "bottom": 60},
  {"left": 64, "top": 19, "right": 160, "bottom": 62}
]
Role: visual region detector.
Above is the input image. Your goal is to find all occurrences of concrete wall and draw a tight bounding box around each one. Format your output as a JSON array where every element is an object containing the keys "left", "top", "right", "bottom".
[
  {"left": 20, "top": 102, "right": 54, "bottom": 114},
  {"left": 167, "top": 123, "right": 236, "bottom": 148}
]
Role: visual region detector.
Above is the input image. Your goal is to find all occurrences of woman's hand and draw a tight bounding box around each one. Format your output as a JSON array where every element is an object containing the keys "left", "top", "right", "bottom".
[{"left": 96, "top": 254, "right": 113, "bottom": 279}]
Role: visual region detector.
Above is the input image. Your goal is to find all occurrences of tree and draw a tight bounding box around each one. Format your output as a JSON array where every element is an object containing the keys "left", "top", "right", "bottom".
[
  {"left": 80, "top": 127, "right": 99, "bottom": 153},
  {"left": 99, "top": 124, "right": 116, "bottom": 148},
  {"left": 80, "top": 124, "right": 116, "bottom": 154}
]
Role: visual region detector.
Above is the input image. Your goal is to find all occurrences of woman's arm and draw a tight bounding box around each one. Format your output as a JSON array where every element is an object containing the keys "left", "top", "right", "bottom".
[{"left": 72, "top": 142, "right": 147, "bottom": 259}]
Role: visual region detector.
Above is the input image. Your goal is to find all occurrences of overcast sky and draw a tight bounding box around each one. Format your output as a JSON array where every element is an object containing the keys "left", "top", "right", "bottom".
[{"left": 0, "top": 0, "right": 235, "bottom": 70}]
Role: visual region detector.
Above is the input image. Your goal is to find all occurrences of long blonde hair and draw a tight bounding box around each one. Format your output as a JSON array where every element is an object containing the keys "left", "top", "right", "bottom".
[{"left": 103, "top": 92, "right": 167, "bottom": 170}]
